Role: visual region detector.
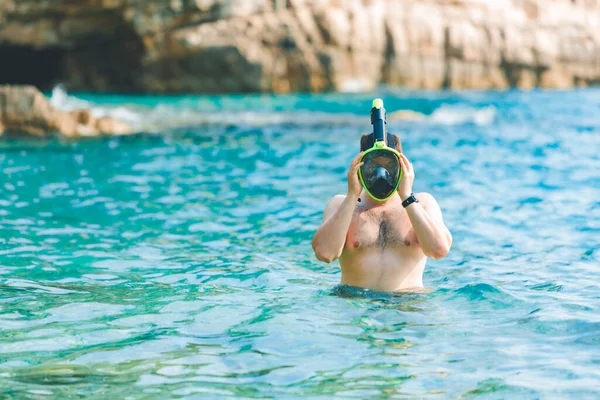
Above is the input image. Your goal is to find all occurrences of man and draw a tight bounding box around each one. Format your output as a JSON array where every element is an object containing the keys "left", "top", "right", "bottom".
[{"left": 312, "top": 134, "right": 452, "bottom": 292}]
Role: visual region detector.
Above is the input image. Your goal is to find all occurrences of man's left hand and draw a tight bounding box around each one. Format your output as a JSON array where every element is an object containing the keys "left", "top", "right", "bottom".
[{"left": 397, "top": 153, "right": 414, "bottom": 201}]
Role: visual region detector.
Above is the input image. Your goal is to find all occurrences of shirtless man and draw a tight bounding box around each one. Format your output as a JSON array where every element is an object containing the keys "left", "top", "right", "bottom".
[{"left": 312, "top": 134, "right": 452, "bottom": 292}]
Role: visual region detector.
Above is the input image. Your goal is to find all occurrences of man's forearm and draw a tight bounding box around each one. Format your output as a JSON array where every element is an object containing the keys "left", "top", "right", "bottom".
[
  {"left": 312, "top": 195, "right": 357, "bottom": 262},
  {"left": 404, "top": 203, "right": 451, "bottom": 259}
]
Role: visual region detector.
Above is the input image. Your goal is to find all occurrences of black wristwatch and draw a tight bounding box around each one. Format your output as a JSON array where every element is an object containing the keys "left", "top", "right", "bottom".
[{"left": 402, "top": 193, "right": 419, "bottom": 208}]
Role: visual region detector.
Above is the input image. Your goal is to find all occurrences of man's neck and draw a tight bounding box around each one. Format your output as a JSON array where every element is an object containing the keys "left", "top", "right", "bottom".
[{"left": 359, "top": 192, "right": 393, "bottom": 209}]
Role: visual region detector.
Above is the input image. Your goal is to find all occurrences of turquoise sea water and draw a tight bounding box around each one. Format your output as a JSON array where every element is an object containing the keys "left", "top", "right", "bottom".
[{"left": 1, "top": 88, "right": 599, "bottom": 398}]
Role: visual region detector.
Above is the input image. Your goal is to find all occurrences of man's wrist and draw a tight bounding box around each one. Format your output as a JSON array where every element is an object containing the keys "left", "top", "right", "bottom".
[
  {"left": 398, "top": 191, "right": 412, "bottom": 202},
  {"left": 401, "top": 192, "right": 419, "bottom": 208},
  {"left": 347, "top": 191, "right": 361, "bottom": 201}
]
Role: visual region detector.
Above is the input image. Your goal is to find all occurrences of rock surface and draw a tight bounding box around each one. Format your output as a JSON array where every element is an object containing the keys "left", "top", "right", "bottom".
[
  {"left": 1, "top": 0, "right": 599, "bottom": 93},
  {"left": 0, "top": 85, "right": 133, "bottom": 137}
]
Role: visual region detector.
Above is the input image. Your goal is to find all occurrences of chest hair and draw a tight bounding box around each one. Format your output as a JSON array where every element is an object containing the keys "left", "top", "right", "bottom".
[{"left": 357, "top": 205, "right": 405, "bottom": 249}]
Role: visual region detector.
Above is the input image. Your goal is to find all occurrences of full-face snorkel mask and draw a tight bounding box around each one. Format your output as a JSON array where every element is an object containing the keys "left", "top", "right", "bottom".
[{"left": 358, "top": 99, "right": 402, "bottom": 201}]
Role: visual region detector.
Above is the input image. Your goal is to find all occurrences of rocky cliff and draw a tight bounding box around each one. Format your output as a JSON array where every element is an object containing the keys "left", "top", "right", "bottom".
[{"left": 1, "top": 0, "right": 599, "bottom": 93}]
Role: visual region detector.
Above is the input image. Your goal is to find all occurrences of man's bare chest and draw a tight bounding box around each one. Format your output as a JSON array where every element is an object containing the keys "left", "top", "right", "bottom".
[{"left": 345, "top": 205, "right": 419, "bottom": 251}]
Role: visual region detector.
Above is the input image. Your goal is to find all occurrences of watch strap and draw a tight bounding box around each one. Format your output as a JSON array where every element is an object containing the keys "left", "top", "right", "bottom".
[{"left": 402, "top": 193, "right": 419, "bottom": 208}]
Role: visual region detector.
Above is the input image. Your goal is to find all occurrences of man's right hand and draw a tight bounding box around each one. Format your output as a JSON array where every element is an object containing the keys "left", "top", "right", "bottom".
[{"left": 347, "top": 152, "right": 364, "bottom": 200}]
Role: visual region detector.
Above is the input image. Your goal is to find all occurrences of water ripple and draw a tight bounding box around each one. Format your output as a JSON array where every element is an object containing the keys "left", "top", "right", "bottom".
[{"left": 1, "top": 89, "right": 599, "bottom": 397}]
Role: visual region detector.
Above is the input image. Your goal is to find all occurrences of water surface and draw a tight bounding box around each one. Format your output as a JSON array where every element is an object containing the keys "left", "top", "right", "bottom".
[{"left": 1, "top": 88, "right": 599, "bottom": 398}]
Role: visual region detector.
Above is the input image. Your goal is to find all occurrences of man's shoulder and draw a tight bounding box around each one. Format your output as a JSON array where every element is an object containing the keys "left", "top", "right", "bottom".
[
  {"left": 325, "top": 194, "right": 347, "bottom": 210},
  {"left": 415, "top": 192, "right": 446, "bottom": 217},
  {"left": 321, "top": 194, "right": 348, "bottom": 223},
  {"left": 416, "top": 192, "right": 436, "bottom": 202},
  {"left": 415, "top": 192, "right": 439, "bottom": 208},
  {"left": 329, "top": 194, "right": 347, "bottom": 203}
]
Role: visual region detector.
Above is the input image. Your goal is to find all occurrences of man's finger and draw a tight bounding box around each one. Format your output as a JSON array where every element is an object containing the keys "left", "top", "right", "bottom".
[
  {"left": 398, "top": 154, "right": 407, "bottom": 170},
  {"left": 401, "top": 153, "right": 413, "bottom": 166},
  {"left": 400, "top": 155, "right": 413, "bottom": 173},
  {"left": 352, "top": 152, "right": 364, "bottom": 166}
]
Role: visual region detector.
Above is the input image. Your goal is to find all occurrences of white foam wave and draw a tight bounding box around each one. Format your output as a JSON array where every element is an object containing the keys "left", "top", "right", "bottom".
[
  {"left": 430, "top": 105, "right": 496, "bottom": 126},
  {"left": 47, "top": 86, "right": 496, "bottom": 132},
  {"left": 49, "top": 85, "right": 91, "bottom": 111},
  {"left": 90, "top": 106, "right": 143, "bottom": 125},
  {"left": 50, "top": 85, "right": 142, "bottom": 125}
]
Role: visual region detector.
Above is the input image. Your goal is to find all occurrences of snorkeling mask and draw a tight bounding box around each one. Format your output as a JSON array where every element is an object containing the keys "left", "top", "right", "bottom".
[{"left": 358, "top": 99, "right": 402, "bottom": 201}]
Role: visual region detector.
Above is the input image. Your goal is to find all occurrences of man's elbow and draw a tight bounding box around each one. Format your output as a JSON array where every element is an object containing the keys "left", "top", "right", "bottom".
[
  {"left": 312, "top": 241, "right": 338, "bottom": 263},
  {"left": 315, "top": 252, "right": 336, "bottom": 263},
  {"left": 429, "top": 242, "right": 451, "bottom": 260},
  {"left": 313, "top": 247, "right": 339, "bottom": 263},
  {"left": 430, "top": 231, "right": 453, "bottom": 260}
]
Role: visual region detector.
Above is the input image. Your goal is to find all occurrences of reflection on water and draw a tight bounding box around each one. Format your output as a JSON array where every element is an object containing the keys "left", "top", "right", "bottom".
[{"left": 1, "top": 89, "right": 599, "bottom": 398}]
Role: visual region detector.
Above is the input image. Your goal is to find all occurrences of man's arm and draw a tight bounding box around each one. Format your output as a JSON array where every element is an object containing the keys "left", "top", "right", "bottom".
[
  {"left": 312, "top": 152, "right": 364, "bottom": 263},
  {"left": 311, "top": 194, "right": 356, "bottom": 263},
  {"left": 396, "top": 153, "right": 452, "bottom": 260},
  {"left": 405, "top": 192, "right": 452, "bottom": 260}
]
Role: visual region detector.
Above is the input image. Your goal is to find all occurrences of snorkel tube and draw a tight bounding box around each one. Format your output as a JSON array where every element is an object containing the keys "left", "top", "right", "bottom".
[
  {"left": 371, "top": 98, "right": 387, "bottom": 144},
  {"left": 358, "top": 99, "right": 403, "bottom": 201}
]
